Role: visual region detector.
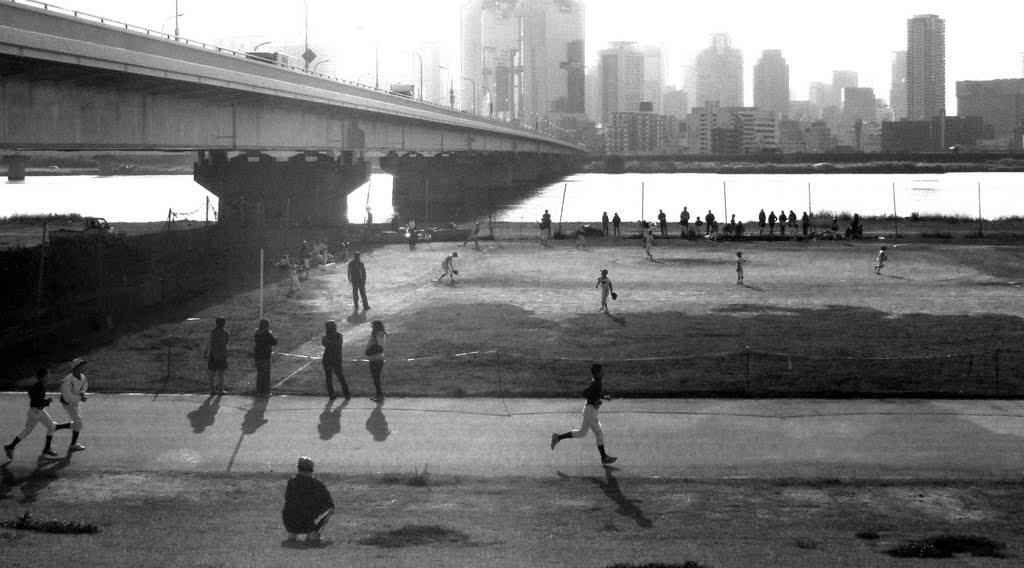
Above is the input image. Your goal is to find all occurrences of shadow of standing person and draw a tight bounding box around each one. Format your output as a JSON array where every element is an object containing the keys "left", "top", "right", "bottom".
[
  {"left": 242, "top": 397, "right": 269, "bottom": 435},
  {"left": 365, "top": 402, "right": 390, "bottom": 442},
  {"left": 19, "top": 453, "right": 73, "bottom": 504},
  {"left": 187, "top": 394, "right": 222, "bottom": 434},
  {"left": 318, "top": 398, "right": 348, "bottom": 441},
  {"left": 590, "top": 466, "right": 653, "bottom": 528}
]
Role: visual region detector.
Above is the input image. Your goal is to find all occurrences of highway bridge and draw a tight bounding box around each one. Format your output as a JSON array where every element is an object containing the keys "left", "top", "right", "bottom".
[{"left": 0, "top": 0, "right": 584, "bottom": 224}]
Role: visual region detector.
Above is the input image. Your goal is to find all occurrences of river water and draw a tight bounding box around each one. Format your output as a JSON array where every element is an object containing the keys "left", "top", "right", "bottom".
[{"left": 2, "top": 171, "right": 1021, "bottom": 224}]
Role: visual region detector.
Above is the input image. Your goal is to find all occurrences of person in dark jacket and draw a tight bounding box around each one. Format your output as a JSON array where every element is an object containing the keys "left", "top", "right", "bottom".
[
  {"left": 801, "top": 211, "right": 810, "bottom": 236},
  {"left": 321, "top": 321, "right": 349, "bottom": 399},
  {"left": 758, "top": 209, "right": 767, "bottom": 236},
  {"left": 205, "top": 317, "right": 229, "bottom": 395},
  {"left": 4, "top": 368, "right": 72, "bottom": 460},
  {"left": 612, "top": 212, "right": 621, "bottom": 236},
  {"left": 768, "top": 211, "right": 777, "bottom": 235},
  {"left": 347, "top": 252, "right": 370, "bottom": 311},
  {"left": 254, "top": 319, "right": 278, "bottom": 397},
  {"left": 282, "top": 456, "right": 334, "bottom": 544}
]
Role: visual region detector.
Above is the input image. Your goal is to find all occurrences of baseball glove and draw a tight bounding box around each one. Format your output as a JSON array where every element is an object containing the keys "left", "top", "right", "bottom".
[{"left": 611, "top": 292, "right": 618, "bottom": 300}]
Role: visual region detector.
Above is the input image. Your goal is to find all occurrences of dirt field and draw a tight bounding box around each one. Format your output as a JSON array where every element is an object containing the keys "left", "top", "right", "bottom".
[
  {"left": 60, "top": 232, "right": 1024, "bottom": 398},
  {"left": 1, "top": 471, "right": 1022, "bottom": 568}
]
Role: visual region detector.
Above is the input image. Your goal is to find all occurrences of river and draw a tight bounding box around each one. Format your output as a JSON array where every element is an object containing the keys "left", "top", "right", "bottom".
[{"left": 2, "top": 171, "right": 1021, "bottom": 224}]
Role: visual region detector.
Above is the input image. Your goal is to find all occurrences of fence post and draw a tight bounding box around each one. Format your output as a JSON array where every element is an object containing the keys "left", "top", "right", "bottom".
[
  {"left": 745, "top": 347, "right": 750, "bottom": 392},
  {"left": 496, "top": 348, "right": 501, "bottom": 397},
  {"left": 994, "top": 349, "right": 1000, "bottom": 395},
  {"left": 166, "top": 335, "right": 173, "bottom": 385}
]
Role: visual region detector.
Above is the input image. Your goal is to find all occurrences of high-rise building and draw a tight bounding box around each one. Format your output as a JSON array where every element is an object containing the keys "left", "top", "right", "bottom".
[
  {"left": 890, "top": 51, "right": 908, "bottom": 120},
  {"left": 663, "top": 88, "right": 689, "bottom": 121},
  {"left": 585, "top": 65, "right": 601, "bottom": 123},
  {"left": 461, "top": 0, "right": 585, "bottom": 121},
  {"left": 907, "top": 14, "right": 945, "bottom": 121},
  {"left": 694, "top": 34, "right": 743, "bottom": 108},
  {"left": 753, "top": 50, "right": 790, "bottom": 116},
  {"left": 598, "top": 41, "right": 644, "bottom": 125},
  {"left": 843, "top": 87, "right": 877, "bottom": 125},
  {"left": 956, "top": 79, "right": 1024, "bottom": 149},
  {"left": 831, "top": 71, "right": 858, "bottom": 109},
  {"left": 642, "top": 45, "right": 665, "bottom": 114}
]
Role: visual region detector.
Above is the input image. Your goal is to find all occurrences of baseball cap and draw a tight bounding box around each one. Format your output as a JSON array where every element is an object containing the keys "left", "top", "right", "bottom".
[
  {"left": 70, "top": 357, "right": 87, "bottom": 369},
  {"left": 297, "top": 456, "right": 315, "bottom": 472}
]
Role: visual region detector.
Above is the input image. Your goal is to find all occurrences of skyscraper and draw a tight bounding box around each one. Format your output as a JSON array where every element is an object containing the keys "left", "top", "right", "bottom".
[
  {"left": 694, "top": 34, "right": 743, "bottom": 108},
  {"left": 598, "top": 41, "right": 643, "bottom": 125},
  {"left": 831, "top": 70, "right": 858, "bottom": 109},
  {"left": 890, "top": 51, "right": 908, "bottom": 120},
  {"left": 641, "top": 45, "right": 665, "bottom": 114},
  {"left": 520, "top": 0, "right": 586, "bottom": 121},
  {"left": 753, "top": 50, "right": 789, "bottom": 116},
  {"left": 907, "top": 14, "right": 945, "bottom": 121}
]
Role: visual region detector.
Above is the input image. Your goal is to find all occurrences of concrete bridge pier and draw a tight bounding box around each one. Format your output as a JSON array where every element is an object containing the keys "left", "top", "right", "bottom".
[
  {"left": 194, "top": 150, "right": 369, "bottom": 227},
  {"left": 381, "top": 151, "right": 576, "bottom": 225},
  {"left": 3, "top": 155, "right": 27, "bottom": 181}
]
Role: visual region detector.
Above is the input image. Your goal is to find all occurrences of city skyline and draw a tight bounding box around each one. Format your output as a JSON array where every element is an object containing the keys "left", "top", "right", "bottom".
[{"left": 35, "top": 0, "right": 1024, "bottom": 114}]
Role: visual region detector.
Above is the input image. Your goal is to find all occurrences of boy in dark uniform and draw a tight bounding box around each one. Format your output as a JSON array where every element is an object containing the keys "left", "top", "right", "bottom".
[
  {"left": 4, "top": 368, "right": 71, "bottom": 459},
  {"left": 550, "top": 364, "right": 617, "bottom": 464}
]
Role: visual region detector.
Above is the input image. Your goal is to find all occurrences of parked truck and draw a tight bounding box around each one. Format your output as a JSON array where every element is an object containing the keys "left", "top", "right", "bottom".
[{"left": 49, "top": 217, "right": 116, "bottom": 242}]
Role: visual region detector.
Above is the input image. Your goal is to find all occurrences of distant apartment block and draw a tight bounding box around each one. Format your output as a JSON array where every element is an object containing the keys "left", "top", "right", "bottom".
[
  {"left": 606, "top": 111, "right": 672, "bottom": 154},
  {"left": 694, "top": 34, "right": 743, "bottom": 107},
  {"left": 599, "top": 42, "right": 644, "bottom": 125},
  {"left": 753, "top": 50, "right": 790, "bottom": 117},
  {"left": 881, "top": 116, "right": 987, "bottom": 152},
  {"left": 890, "top": 51, "right": 908, "bottom": 120},
  {"left": 956, "top": 79, "right": 1024, "bottom": 149},
  {"left": 687, "top": 103, "right": 778, "bottom": 154},
  {"left": 907, "top": 14, "right": 945, "bottom": 120}
]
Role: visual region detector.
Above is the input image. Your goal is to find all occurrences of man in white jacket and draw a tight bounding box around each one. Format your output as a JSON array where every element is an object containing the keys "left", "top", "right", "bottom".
[{"left": 60, "top": 357, "right": 89, "bottom": 452}]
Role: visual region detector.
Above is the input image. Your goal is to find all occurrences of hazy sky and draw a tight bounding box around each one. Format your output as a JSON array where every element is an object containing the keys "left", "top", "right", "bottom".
[{"left": 36, "top": 0, "right": 1024, "bottom": 112}]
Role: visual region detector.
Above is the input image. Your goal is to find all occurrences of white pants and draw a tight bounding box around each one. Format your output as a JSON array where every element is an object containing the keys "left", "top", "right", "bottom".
[
  {"left": 19, "top": 407, "right": 58, "bottom": 438},
  {"left": 571, "top": 404, "right": 604, "bottom": 445},
  {"left": 63, "top": 402, "right": 84, "bottom": 432}
]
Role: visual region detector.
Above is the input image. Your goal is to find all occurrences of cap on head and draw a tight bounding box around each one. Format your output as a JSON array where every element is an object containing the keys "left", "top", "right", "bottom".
[
  {"left": 354, "top": 251, "right": 361, "bottom": 258},
  {"left": 297, "top": 456, "right": 315, "bottom": 472},
  {"left": 453, "top": 251, "right": 459, "bottom": 257},
  {"left": 600, "top": 269, "right": 608, "bottom": 275},
  {"left": 591, "top": 363, "right": 603, "bottom": 376},
  {"left": 70, "top": 357, "right": 87, "bottom": 370}
]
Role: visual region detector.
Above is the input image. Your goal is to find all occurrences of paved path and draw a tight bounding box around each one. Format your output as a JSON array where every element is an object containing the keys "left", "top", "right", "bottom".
[{"left": 3, "top": 394, "right": 1023, "bottom": 479}]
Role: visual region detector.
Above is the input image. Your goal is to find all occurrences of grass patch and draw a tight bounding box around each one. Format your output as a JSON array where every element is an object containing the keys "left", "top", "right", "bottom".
[
  {"left": 381, "top": 465, "right": 431, "bottom": 487},
  {"left": 357, "top": 524, "right": 469, "bottom": 548},
  {"left": 609, "top": 563, "right": 714, "bottom": 568},
  {"left": 855, "top": 530, "right": 880, "bottom": 540},
  {"left": 0, "top": 510, "right": 100, "bottom": 534},
  {"left": 886, "top": 534, "right": 1007, "bottom": 559}
]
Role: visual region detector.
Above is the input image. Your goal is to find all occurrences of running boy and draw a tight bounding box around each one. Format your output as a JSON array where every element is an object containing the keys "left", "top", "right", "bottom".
[
  {"left": 4, "top": 368, "right": 72, "bottom": 459},
  {"left": 874, "top": 245, "right": 888, "bottom": 275},
  {"left": 550, "top": 363, "right": 617, "bottom": 465}
]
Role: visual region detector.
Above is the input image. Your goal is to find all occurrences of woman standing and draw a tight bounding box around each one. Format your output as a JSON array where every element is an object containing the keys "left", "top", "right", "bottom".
[
  {"left": 321, "top": 321, "right": 349, "bottom": 399},
  {"left": 254, "top": 318, "right": 278, "bottom": 397},
  {"left": 365, "top": 320, "right": 387, "bottom": 402},
  {"left": 206, "top": 317, "right": 229, "bottom": 395}
]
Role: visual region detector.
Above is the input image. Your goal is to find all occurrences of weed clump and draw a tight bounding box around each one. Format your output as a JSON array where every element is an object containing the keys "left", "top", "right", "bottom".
[
  {"left": 358, "top": 524, "right": 468, "bottom": 548},
  {"left": 1, "top": 510, "right": 100, "bottom": 534},
  {"left": 887, "top": 534, "right": 1006, "bottom": 558}
]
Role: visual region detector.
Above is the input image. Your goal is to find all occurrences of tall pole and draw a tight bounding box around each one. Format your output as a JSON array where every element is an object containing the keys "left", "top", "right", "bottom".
[
  {"left": 722, "top": 181, "right": 728, "bottom": 224},
  {"left": 259, "top": 248, "right": 264, "bottom": 321},
  {"left": 303, "top": 0, "right": 309, "bottom": 70},
  {"left": 375, "top": 42, "right": 379, "bottom": 90},
  {"left": 977, "top": 182, "right": 983, "bottom": 236},
  {"left": 807, "top": 182, "right": 813, "bottom": 231},
  {"left": 558, "top": 183, "right": 567, "bottom": 236},
  {"left": 413, "top": 53, "right": 424, "bottom": 100},
  {"left": 174, "top": 0, "right": 180, "bottom": 38},
  {"left": 892, "top": 182, "right": 898, "bottom": 237},
  {"left": 641, "top": 182, "right": 645, "bottom": 225}
]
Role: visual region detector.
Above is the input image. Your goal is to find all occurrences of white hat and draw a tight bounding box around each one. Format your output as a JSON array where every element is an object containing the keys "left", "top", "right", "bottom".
[{"left": 70, "top": 357, "right": 87, "bottom": 369}]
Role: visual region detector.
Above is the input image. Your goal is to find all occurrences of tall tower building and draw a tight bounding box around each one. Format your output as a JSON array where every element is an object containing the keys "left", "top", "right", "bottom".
[
  {"left": 641, "top": 45, "right": 665, "bottom": 114},
  {"left": 753, "top": 49, "right": 790, "bottom": 116},
  {"left": 831, "top": 70, "right": 858, "bottom": 109},
  {"left": 907, "top": 14, "right": 946, "bottom": 120},
  {"left": 694, "top": 34, "right": 743, "bottom": 108},
  {"left": 520, "top": 0, "right": 586, "bottom": 121},
  {"left": 598, "top": 41, "right": 643, "bottom": 125},
  {"left": 462, "top": 1, "right": 520, "bottom": 118},
  {"left": 890, "top": 51, "right": 908, "bottom": 120}
]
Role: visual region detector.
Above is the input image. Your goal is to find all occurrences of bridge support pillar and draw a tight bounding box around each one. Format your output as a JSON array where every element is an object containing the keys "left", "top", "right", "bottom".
[
  {"left": 380, "top": 152, "right": 577, "bottom": 225},
  {"left": 194, "top": 151, "right": 369, "bottom": 227},
  {"left": 3, "top": 155, "right": 27, "bottom": 181}
]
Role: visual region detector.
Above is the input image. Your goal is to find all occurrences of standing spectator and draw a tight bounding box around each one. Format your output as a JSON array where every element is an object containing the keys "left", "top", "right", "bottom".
[
  {"left": 254, "top": 319, "right": 277, "bottom": 397},
  {"left": 694, "top": 217, "right": 703, "bottom": 235},
  {"left": 601, "top": 212, "right": 610, "bottom": 236},
  {"left": 365, "top": 320, "right": 387, "bottom": 402},
  {"left": 321, "top": 321, "right": 349, "bottom": 400},
  {"left": 595, "top": 269, "right": 614, "bottom": 313},
  {"left": 705, "top": 210, "right": 715, "bottom": 235},
  {"left": 287, "top": 263, "right": 301, "bottom": 297},
  {"left": 461, "top": 220, "right": 482, "bottom": 249},
  {"left": 298, "top": 241, "right": 313, "bottom": 280},
  {"left": 874, "top": 245, "right": 888, "bottom": 275},
  {"left": 437, "top": 251, "right": 459, "bottom": 285},
  {"left": 407, "top": 218, "right": 417, "bottom": 250},
  {"left": 612, "top": 212, "right": 621, "bottom": 236},
  {"left": 680, "top": 207, "right": 690, "bottom": 238},
  {"left": 768, "top": 211, "right": 777, "bottom": 235},
  {"left": 779, "top": 208, "right": 787, "bottom": 237},
  {"left": 758, "top": 209, "right": 767, "bottom": 236},
  {"left": 802, "top": 211, "right": 810, "bottom": 236},
  {"left": 735, "top": 251, "right": 746, "bottom": 285},
  {"left": 364, "top": 207, "right": 374, "bottom": 242},
  {"left": 60, "top": 358, "right": 89, "bottom": 452},
  {"left": 539, "top": 219, "right": 549, "bottom": 247},
  {"left": 206, "top": 317, "right": 229, "bottom": 395},
  {"left": 4, "top": 368, "right": 72, "bottom": 459},
  {"left": 550, "top": 363, "right": 617, "bottom": 465},
  {"left": 643, "top": 229, "right": 655, "bottom": 261},
  {"left": 282, "top": 456, "right": 334, "bottom": 545},
  {"left": 789, "top": 210, "right": 798, "bottom": 230},
  {"left": 657, "top": 209, "right": 668, "bottom": 236},
  {"left": 347, "top": 252, "right": 370, "bottom": 311},
  {"left": 541, "top": 210, "right": 552, "bottom": 237},
  {"left": 729, "top": 214, "right": 737, "bottom": 234}
]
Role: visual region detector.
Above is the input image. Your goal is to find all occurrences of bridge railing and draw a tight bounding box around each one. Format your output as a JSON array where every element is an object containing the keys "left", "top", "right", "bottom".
[{"left": 6, "top": 0, "right": 582, "bottom": 147}]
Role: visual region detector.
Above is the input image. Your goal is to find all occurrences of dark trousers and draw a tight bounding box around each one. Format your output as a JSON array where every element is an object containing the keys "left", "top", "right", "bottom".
[
  {"left": 351, "top": 282, "right": 369, "bottom": 309},
  {"left": 369, "top": 359, "right": 384, "bottom": 397},
  {"left": 323, "top": 362, "right": 350, "bottom": 398},
  {"left": 255, "top": 358, "right": 271, "bottom": 396},
  {"left": 612, "top": 224, "right": 620, "bottom": 236}
]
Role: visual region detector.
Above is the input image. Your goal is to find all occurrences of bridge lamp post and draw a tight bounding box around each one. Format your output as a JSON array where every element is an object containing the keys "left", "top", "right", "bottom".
[
  {"left": 253, "top": 41, "right": 271, "bottom": 52},
  {"left": 314, "top": 59, "right": 330, "bottom": 73},
  {"left": 174, "top": 0, "right": 181, "bottom": 39},
  {"left": 438, "top": 65, "right": 453, "bottom": 109},
  {"left": 413, "top": 52, "right": 424, "bottom": 100},
  {"left": 461, "top": 77, "right": 477, "bottom": 114}
]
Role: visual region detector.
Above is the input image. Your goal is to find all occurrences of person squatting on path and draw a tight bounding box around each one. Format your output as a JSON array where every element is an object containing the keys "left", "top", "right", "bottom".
[
  {"left": 551, "top": 363, "right": 617, "bottom": 465},
  {"left": 60, "top": 358, "right": 89, "bottom": 452},
  {"left": 347, "top": 251, "right": 371, "bottom": 311},
  {"left": 282, "top": 456, "right": 335, "bottom": 545},
  {"left": 438, "top": 251, "right": 459, "bottom": 284},
  {"left": 254, "top": 319, "right": 278, "bottom": 397},
  {"left": 322, "top": 321, "right": 350, "bottom": 400},
  {"left": 874, "top": 245, "right": 888, "bottom": 275},
  {"left": 736, "top": 251, "right": 746, "bottom": 285},
  {"left": 365, "top": 320, "right": 388, "bottom": 402},
  {"left": 4, "top": 368, "right": 73, "bottom": 459},
  {"left": 595, "top": 269, "right": 614, "bottom": 313},
  {"left": 206, "top": 317, "right": 229, "bottom": 395}
]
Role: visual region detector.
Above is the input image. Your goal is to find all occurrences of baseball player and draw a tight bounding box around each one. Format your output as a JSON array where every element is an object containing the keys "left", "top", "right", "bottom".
[
  {"left": 437, "top": 251, "right": 459, "bottom": 284},
  {"left": 736, "top": 251, "right": 746, "bottom": 285},
  {"left": 282, "top": 456, "right": 335, "bottom": 544},
  {"left": 550, "top": 363, "right": 617, "bottom": 465},
  {"left": 643, "top": 229, "right": 655, "bottom": 260},
  {"left": 595, "top": 269, "right": 614, "bottom": 313},
  {"left": 462, "top": 221, "right": 482, "bottom": 249},
  {"left": 874, "top": 245, "right": 888, "bottom": 275},
  {"left": 4, "top": 368, "right": 72, "bottom": 459},
  {"left": 60, "top": 357, "right": 89, "bottom": 452}
]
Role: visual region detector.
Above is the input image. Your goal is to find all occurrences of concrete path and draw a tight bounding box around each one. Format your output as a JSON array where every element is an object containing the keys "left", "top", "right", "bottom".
[{"left": 2, "top": 394, "right": 1023, "bottom": 479}]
